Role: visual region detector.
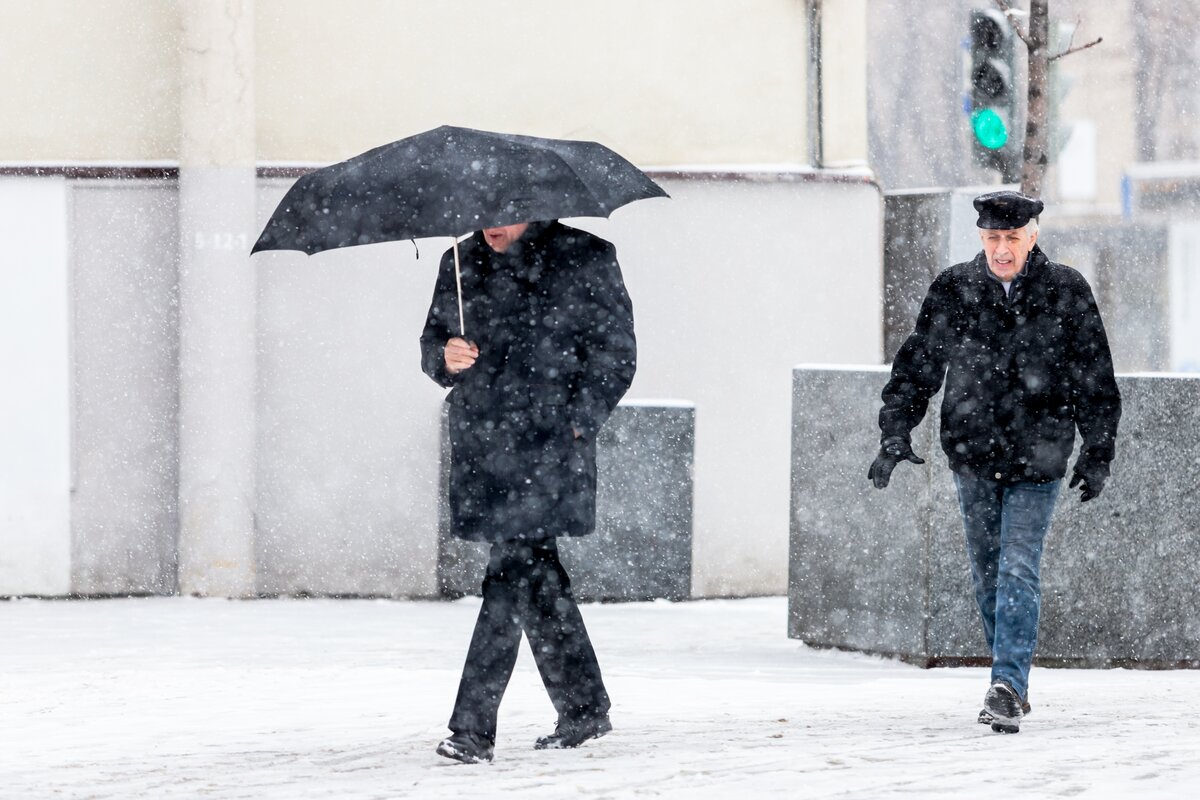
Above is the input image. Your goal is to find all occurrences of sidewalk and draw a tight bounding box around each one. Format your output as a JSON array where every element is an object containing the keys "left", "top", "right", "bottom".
[{"left": 2, "top": 596, "right": 1196, "bottom": 798}]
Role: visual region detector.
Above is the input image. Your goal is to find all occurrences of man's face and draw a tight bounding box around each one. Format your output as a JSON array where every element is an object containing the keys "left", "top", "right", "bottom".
[
  {"left": 979, "top": 225, "right": 1037, "bottom": 281},
  {"left": 482, "top": 223, "right": 530, "bottom": 253}
]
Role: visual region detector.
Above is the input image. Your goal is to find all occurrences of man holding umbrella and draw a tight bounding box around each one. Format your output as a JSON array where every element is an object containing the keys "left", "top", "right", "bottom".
[
  {"left": 423, "top": 218, "right": 636, "bottom": 763},
  {"left": 252, "top": 126, "right": 661, "bottom": 762}
]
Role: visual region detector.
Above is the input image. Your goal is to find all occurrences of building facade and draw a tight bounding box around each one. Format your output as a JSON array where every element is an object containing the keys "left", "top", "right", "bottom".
[{"left": 1, "top": 1, "right": 885, "bottom": 598}]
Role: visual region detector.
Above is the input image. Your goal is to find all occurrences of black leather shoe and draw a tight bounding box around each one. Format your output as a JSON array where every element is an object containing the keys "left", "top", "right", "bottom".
[
  {"left": 534, "top": 715, "right": 612, "bottom": 750},
  {"left": 436, "top": 731, "right": 494, "bottom": 763},
  {"left": 984, "top": 682, "right": 1025, "bottom": 734}
]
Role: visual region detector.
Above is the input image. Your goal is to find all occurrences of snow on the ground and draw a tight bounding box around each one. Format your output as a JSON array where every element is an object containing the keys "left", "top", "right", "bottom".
[{"left": 1, "top": 596, "right": 1197, "bottom": 799}]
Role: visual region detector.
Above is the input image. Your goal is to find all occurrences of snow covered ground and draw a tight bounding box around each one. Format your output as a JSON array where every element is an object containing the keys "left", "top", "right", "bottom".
[{"left": 2, "top": 596, "right": 1198, "bottom": 799}]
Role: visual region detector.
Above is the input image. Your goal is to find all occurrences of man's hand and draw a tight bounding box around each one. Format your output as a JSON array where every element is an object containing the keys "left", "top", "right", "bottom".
[
  {"left": 868, "top": 436, "right": 925, "bottom": 489},
  {"left": 444, "top": 337, "right": 479, "bottom": 375},
  {"left": 1069, "top": 458, "right": 1109, "bottom": 502}
]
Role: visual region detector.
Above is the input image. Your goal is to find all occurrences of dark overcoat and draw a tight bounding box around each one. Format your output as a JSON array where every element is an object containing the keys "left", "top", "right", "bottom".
[
  {"left": 880, "top": 245, "right": 1121, "bottom": 482},
  {"left": 420, "top": 222, "right": 636, "bottom": 542}
]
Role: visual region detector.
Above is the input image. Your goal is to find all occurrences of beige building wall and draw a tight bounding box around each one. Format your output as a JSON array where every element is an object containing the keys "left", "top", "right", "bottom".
[
  {"left": 820, "top": 0, "right": 869, "bottom": 166},
  {"left": 2, "top": 0, "right": 817, "bottom": 166},
  {"left": 2, "top": 1, "right": 880, "bottom": 598},
  {"left": 1, "top": 1, "right": 181, "bottom": 161},
  {"left": 1043, "top": 0, "right": 1137, "bottom": 212}
]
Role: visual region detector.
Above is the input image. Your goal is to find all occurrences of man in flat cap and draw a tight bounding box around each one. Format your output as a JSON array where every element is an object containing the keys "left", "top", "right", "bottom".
[{"left": 869, "top": 190, "right": 1121, "bottom": 733}]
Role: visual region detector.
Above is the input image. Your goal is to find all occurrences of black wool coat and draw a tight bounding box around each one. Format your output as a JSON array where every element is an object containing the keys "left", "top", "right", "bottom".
[
  {"left": 420, "top": 222, "right": 636, "bottom": 542},
  {"left": 879, "top": 245, "right": 1121, "bottom": 483}
]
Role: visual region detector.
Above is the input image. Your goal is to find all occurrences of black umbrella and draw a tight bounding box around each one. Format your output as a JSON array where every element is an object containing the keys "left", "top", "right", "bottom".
[{"left": 251, "top": 126, "right": 668, "bottom": 333}]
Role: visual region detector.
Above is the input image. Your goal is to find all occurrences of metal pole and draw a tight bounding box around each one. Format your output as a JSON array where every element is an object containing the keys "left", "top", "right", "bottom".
[{"left": 807, "top": 0, "right": 825, "bottom": 168}]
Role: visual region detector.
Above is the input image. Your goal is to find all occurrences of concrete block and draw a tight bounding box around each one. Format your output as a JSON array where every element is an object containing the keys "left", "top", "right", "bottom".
[
  {"left": 438, "top": 402, "right": 695, "bottom": 602},
  {"left": 1037, "top": 375, "right": 1200, "bottom": 665},
  {"left": 788, "top": 365, "right": 929, "bottom": 654},
  {"left": 789, "top": 366, "right": 1200, "bottom": 668}
]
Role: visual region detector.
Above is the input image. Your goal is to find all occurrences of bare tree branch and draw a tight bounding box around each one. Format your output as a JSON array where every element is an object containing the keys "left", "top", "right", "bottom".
[
  {"left": 1063, "top": 17, "right": 1080, "bottom": 53},
  {"left": 1050, "top": 36, "right": 1104, "bottom": 62},
  {"left": 992, "top": 0, "right": 1031, "bottom": 46}
]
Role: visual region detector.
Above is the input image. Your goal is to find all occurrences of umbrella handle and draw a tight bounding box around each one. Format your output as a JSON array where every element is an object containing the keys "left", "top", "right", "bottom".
[{"left": 452, "top": 236, "right": 466, "bottom": 337}]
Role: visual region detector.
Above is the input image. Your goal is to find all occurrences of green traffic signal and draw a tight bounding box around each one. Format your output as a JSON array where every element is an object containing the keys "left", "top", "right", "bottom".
[{"left": 971, "top": 108, "right": 1009, "bottom": 149}]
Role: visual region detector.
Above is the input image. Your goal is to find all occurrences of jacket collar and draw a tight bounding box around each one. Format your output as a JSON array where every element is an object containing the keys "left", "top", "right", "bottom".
[{"left": 975, "top": 243, "right": 1047, "bottom": 288}]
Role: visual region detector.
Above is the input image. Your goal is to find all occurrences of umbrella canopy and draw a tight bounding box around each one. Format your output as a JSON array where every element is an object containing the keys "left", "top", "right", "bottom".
[{"left": 251, "top": 125, "right": 668, "bottom": 255}]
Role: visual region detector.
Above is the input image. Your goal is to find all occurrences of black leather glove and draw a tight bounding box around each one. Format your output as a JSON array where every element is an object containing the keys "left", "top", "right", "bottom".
[
  {"left": 868, "top": 436, "right": 925, "bottom": 489},
  {"left": 1069, "top": 457, "right": 1110, "bottom": 502}
]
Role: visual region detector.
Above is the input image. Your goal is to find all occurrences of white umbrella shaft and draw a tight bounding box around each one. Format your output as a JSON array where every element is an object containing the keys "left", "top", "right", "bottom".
[{"left": 452, "top": 236, "right": 466, "bottom": 336}]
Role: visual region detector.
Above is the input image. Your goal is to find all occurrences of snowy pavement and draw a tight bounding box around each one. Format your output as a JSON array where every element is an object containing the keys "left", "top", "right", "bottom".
[{"left": 2, "top": 596, "right": 1198, "bottom": 799}]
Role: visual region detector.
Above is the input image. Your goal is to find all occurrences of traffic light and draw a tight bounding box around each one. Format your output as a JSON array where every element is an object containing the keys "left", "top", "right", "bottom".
[{"left": 967, "top": 9, "right": 1018, "bottom": 179}]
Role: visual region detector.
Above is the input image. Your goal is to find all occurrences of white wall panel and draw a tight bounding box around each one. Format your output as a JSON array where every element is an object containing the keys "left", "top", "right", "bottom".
[{"left": 0, "top": 177, "right": 71, "bottom": 594}]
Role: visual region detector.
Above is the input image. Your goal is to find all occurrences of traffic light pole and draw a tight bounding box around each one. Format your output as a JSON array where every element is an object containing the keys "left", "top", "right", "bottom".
[{"left": 1021, "top": 0, "right": 1051, "bottom": 197}]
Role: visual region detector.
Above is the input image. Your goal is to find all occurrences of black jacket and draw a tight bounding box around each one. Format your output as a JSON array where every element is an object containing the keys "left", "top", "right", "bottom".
[
  {"left": 879, "top": 245, "right": 1120, "bottom": 482},
  {"left": 421, "top": 222, "right": 636, "bottom": 542}
]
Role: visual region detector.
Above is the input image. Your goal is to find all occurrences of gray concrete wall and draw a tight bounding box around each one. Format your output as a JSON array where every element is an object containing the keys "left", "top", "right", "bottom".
[
  {"left": 438, "top": 403, "right": 695, "bottom": 602},
  {"left": 789, "top": 366, "right": 1200, "bottom": 666},
  {"left": 69, "top": 182, "right": 180, "bottom": 595},
  {"left": 883, "top": 192, "right": 949, "bottom": 362}
]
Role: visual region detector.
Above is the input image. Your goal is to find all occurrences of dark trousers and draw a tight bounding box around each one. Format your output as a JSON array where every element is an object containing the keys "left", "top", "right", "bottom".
[{"left": 448, "top": 539, "right": 610, "bottom": 742}]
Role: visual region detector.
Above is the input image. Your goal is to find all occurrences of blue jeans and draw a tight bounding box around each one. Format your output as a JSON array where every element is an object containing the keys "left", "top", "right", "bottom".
[{"left": 953, "top": 473, "right": 1061, "bottom": 701}]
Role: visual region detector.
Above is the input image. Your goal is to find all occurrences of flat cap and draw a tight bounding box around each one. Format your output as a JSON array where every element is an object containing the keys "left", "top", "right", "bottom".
[{"left": 973, "top": 190, "right": 1044, "bottom": 229}]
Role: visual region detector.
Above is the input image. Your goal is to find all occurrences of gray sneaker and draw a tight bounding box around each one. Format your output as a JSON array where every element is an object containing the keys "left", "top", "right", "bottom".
[
  {"left": 983, "top": 682, "right": 1025, "bottom": 734},
  {"left": 977, "top": 694, "right": 1031, "bottom": 725}
]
